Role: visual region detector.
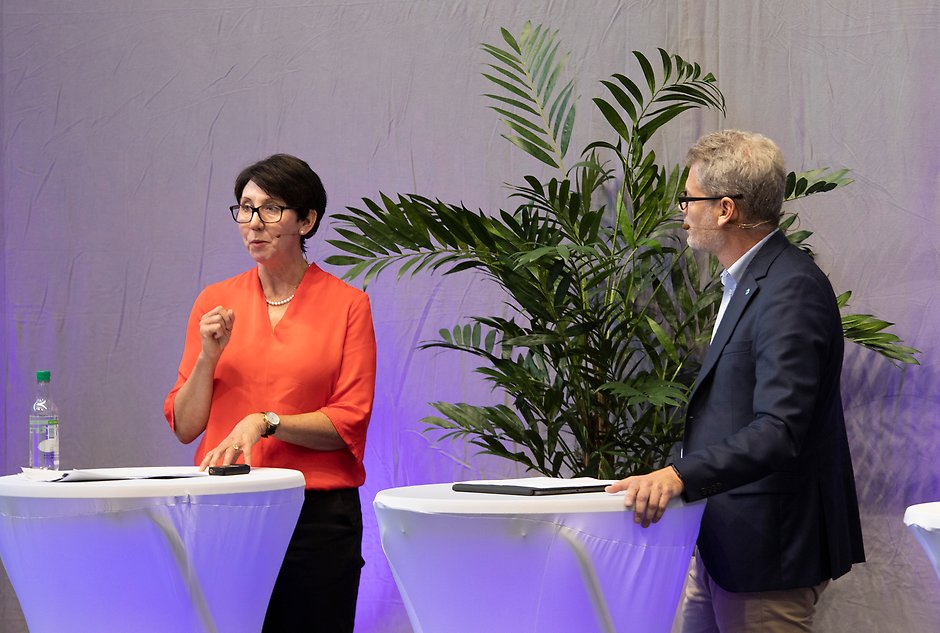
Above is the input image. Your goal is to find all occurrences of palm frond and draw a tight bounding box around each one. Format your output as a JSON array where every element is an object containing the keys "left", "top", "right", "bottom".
[
  {"left": 836, "top": 292, "right": 920, "bottom": 365},
  {"left": 786, "top": 168, "right": 853, "bottom": 200},
  {"left": 481, "top": 22, "right": 577, "bottom": 170}
]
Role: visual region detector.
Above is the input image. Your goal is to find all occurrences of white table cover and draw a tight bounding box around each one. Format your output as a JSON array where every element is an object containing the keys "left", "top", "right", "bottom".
[
  {"left": 375, "top": 481, "right": 705, "bottom": 633},
  {"left": 0, "top": 466, "right": 305, "bottom": 633},
  {"left": 904, "top": 501, "right": 940, "bottom": 579}
]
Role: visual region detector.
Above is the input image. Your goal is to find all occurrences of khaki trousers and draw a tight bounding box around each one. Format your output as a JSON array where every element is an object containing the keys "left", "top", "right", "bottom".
[{"left": 676, "top": 553, "right": 828, "bottom": 633}]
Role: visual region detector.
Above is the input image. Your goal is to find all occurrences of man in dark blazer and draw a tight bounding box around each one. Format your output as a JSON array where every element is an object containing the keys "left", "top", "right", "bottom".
[{"left": 606, "top": 130, "right": 865, "bottom": 631}]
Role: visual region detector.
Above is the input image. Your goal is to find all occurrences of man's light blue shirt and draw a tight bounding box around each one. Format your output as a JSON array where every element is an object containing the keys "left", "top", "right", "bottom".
[{"left": 710, "top": 229, "right": 779, "bottom": 342}]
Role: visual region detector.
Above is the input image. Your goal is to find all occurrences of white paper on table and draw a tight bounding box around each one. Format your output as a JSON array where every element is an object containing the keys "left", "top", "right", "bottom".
[{"left": 20, "top": 467, "right": 209, "bottom": 483}]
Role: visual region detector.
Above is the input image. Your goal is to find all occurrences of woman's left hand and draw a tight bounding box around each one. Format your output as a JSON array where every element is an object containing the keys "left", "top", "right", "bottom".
[{"left": 199, "top": 413, "right": 268, "bottom": 469}]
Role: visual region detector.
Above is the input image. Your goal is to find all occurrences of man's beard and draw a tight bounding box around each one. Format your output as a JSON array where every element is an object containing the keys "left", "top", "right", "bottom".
[{"left": 685, "top": 218, "right": 723, "bottom": 255}]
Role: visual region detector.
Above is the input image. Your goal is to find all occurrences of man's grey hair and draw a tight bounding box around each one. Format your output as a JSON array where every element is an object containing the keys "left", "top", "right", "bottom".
[{"left": 686, "top": 130, "right": 786, "bottom": 226}]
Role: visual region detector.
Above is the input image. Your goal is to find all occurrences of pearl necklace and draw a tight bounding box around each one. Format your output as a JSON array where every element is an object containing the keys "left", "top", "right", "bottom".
[
  {"left": 263, "top": 260, "right": 309, "bottom": 307},
  {"left": 265, "top": 294, "right": 295, "bottom": 306}
]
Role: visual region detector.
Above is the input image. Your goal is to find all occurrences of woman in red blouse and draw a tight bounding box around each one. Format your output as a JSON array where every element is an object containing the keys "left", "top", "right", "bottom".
[{"left": 165, "top": 154, "right": 376, "bottom": 633}]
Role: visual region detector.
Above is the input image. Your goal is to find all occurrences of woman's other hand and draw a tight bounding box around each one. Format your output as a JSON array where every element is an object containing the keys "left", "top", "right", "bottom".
[
  {"left": 199, "top": 306, "right": 235, "bottom": 362},
  {"left": 199, "top": 413, "right": 267, "bottom": 469}
]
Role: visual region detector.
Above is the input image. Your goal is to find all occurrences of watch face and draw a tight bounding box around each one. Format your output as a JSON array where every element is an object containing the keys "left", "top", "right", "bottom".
[{"left": 263, "top": 412, "right": 280, "bottom": 436}]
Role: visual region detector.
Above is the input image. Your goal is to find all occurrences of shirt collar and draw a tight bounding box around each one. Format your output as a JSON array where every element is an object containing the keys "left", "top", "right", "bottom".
[{"left": 724, "top": 229, "right": 779, "bottom": 286}]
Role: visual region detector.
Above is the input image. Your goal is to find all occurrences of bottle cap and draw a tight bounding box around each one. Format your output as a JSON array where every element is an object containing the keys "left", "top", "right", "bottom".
[{"left": 36, "top": 370, "right": 51, "bottom": 382}]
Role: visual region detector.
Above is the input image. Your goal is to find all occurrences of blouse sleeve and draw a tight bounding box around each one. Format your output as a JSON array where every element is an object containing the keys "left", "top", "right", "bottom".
[
  {"left": 318, "top": 292, "right": 377, "bottom": 462},
  {"left": 163, "top": 292, "right": 210, "bottom": 433}
]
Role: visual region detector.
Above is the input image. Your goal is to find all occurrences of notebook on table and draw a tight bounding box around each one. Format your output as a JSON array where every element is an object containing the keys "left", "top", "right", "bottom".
[{"left": 452, "top": 477, "right": 612, "bottom": 496}]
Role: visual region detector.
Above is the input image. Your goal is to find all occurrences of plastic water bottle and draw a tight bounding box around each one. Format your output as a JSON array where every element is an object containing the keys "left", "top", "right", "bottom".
[{"left": 29, "top": 370, "right": 60, "bottom": 470}]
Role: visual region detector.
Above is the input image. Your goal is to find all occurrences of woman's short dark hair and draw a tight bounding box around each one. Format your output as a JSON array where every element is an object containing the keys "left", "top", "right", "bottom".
[{"left": 234, "top": 154, "right": 327, "bottom": 251}]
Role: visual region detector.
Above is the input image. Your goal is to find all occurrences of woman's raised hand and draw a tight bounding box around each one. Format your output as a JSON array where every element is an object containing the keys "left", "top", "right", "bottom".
[{"left": 199, "top": 306, "right": 235, "bottom": 362}]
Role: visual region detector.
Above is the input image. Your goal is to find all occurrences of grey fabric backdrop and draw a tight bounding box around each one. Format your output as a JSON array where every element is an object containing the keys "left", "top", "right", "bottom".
[{"left": 2, "top": 1, "right": 938, "bottom": 631}]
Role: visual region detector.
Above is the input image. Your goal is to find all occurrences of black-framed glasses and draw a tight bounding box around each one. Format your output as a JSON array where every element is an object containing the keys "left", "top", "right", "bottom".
[
  {"left": 229, "top": 204, "right": 292, "bottom": 223},
  {"left": 677, "top": 193, "right": 743, "bottom": 211}
]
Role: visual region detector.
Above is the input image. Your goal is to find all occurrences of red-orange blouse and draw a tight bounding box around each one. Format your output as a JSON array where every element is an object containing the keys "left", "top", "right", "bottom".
[{"left": 164, "top": 263, "right": 376, "bottom": 489}]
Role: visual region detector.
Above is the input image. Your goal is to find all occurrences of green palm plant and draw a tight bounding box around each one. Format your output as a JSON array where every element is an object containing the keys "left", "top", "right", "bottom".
[{"left": 325, "top": 23, "right": 919, "bottom": 479}]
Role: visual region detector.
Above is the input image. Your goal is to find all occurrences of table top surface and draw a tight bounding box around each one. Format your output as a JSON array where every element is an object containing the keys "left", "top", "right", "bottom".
[
  {"left": 0, "top": 466, "right": 306, "bottom": 499},
  {"left": 904, "top": 501, "right": 940, "bottom": 530},
  {"left": 374, "top": 481, "right": 700, "bottom": 515}
]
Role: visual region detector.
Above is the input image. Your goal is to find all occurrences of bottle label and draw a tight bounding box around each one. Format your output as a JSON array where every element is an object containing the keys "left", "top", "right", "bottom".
[
  {"left": 38, "top": 437, "right": 59, "bottom": 453},
  {"left": 29, "top": 417, "right": 58, "bottom": 427}
]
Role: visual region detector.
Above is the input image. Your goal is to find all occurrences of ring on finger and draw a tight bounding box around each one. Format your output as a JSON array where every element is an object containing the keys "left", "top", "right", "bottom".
[{"left": 232, "top": 443, "right": 240, "bottom": 452}]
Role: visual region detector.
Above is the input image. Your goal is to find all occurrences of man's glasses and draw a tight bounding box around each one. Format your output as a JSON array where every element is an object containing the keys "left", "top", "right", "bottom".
[
  {"left": 229, "top": 204, "right": 292, "bottom": 223},
  {"left": 677, "top": 192, "right": 743, "bottom": 211}
]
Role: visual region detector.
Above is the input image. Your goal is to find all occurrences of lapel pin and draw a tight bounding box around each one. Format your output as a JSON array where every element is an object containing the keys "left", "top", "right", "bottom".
[{"left": 745, "top": 288, "right": 751, "bottom": 296}]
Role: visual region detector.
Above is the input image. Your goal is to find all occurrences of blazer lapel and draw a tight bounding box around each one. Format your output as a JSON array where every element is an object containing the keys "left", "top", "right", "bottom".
[{"left": 688, "top": 231, "right": 790, "bottom": 404}]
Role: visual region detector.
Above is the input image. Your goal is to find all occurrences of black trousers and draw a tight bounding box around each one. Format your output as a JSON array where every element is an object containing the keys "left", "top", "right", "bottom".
[{"left": 262, "top": 488, "right": 364, "bottom": 633}]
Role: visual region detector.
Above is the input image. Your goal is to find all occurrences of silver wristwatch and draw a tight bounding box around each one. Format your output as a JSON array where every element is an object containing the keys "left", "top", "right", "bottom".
[{"left": 260, "top": 411, "right": 280, "bottom": 437}]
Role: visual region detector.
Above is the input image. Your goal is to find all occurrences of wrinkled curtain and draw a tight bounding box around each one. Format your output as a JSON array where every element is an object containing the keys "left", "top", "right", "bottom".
[{"left": 3, "top": 1, "right": 938, "bottom": 631}]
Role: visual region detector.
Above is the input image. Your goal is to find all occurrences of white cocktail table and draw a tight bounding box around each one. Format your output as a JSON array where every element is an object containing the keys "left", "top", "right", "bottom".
[
  {"left": 0, "top": 466, "right": 305, "bottom": 633},
  {"left": 375, "top": 480, "right": 705, "bottom": 633},
  {"left": 904, "top": 501, "right": 940, "bottom": 580}
]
